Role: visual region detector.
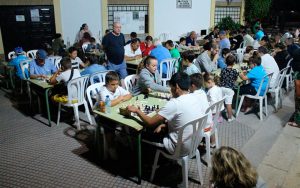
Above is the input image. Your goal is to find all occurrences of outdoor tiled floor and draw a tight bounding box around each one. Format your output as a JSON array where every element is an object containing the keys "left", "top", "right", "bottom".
[{"left": 0, "top": 89, "right": 255, "bottom": 188}]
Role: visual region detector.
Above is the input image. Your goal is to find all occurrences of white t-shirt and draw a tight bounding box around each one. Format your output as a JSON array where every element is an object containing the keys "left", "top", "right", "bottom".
[
  {"left": 98, "top": 85, "right": 129, "bottom": 101},
  {"left": 124, "top": 44, "right": 142, "bottom": 57},
  {"left": 207, "top": 85, "right": 224, "bottom": 113},
  {"left": 261, "top": 54, "right": 280, "bottom": 89},
  {"left": 158, "top": 93, "right": 209, "bottom": 155},
  {"left": 71, "top": 57, "right": 83, "bottom": 69},
  {"left": 56, "top": 69, "right": 81, "bottom": 83}
]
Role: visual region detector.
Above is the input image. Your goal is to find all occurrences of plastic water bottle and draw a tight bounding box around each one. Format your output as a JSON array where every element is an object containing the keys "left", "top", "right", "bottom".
[{"left": 105, "top": 95, "right": 111, "bottom": 114}]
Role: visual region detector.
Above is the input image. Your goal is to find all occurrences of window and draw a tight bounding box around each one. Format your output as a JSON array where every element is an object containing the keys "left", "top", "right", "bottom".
[{"left": 214, "top": 6, "right": 240, "bottom": 25}]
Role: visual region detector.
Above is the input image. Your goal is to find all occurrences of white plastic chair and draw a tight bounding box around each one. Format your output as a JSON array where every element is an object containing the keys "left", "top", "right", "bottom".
[
  {"left": 236, "top": 48, "right": 245, "bottom": 64},
  {"left": 8, "top": 51, "right": 16, "bottom": 60},
  {"left": 150, "top": 114, "right": 208, "bottom": 188},
  {"left": 86, "top": 82, "right": 107, "bottom": 159},
  {"left": 124, "top": 74, "right": 139, "bottom": 92},
  {"left": 89, "top": 70, "right": 109, "bottom": 84},
  {"left": 285, "top": 58, "right": 294, "bottom": 92},
  {"left": 159, "top": 58, "right": 177, "bottom": 87},
  {"left": 56, "top": 76, "right": 92, "bottom": 130},
  {"left": 236, "top": 73, "right": 274, "bottom": 121},
  {"left": 269, "top": 67, "right": 289, "bottom": 111},
  {"left": 26, "top": 50, "right": 38, "bottom": 59},
  {"left": 202, "top": 98, "right": 225, "bottom": 166}
]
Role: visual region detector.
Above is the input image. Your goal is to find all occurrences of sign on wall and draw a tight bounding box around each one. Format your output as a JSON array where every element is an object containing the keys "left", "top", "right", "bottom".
[
  {"left": 114, "top": 11, "right": 145, "bottom": 34},
  {"left": 176, "top": 0, "right": 192, "bottom": 8}
]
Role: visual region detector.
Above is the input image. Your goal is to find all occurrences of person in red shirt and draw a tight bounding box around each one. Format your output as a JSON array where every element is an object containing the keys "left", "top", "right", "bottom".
[{"left": 140, "top": 35, "right": 154, "bottom": 57}]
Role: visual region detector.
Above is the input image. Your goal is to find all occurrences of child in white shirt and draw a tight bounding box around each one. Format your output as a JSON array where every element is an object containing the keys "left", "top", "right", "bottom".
[
  {"left": 69, "top": 47, "right": 85, "bottom": 69},
  {"left": 204, "top": 73, "right": 235, "bottom": 122},
  {"left": 181, "top": 50, "right": 200, "bottom": 75}
]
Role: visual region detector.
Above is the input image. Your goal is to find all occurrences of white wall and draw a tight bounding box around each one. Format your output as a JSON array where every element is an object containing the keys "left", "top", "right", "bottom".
[
  {"left": 60, "top": 0, "right": 102, "bottom": 44},
  {"left": 153, "top": 0, "right": 211, "bottom": 41}
]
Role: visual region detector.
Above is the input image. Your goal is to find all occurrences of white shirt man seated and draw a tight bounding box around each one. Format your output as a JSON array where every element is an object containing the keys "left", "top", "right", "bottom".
[
  {"left": 127, "top": 72, "right": 211, "bottom": 155},
  {"left": 124, "top": 38, "right": 142, "bottom": 61}
]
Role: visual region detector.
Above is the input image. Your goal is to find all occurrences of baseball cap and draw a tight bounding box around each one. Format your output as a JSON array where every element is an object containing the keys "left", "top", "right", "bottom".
[
  {"left": 14, "top": 47, "right": 24, "bottom": 54},
  {"left": 219, "top": 30, "right": 226, "bottom": 35},
  {"left": 36, "top": 49, "right": 47, "bottom": 60}
]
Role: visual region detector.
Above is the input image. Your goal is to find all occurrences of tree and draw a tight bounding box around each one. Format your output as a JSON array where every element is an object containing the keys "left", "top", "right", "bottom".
[{"left": 244, "top": 0, "right": 272, "bottom": 23}]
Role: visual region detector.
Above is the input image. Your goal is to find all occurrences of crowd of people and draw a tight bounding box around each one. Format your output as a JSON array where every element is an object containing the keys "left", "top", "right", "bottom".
[{"left": 6, "top": 20, "right": 300, "bottom": 187}]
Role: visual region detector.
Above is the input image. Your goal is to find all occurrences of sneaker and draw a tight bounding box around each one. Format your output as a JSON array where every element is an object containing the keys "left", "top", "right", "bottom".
[{"left": 228, "top": 117, "right": 235, "bottom": 123}]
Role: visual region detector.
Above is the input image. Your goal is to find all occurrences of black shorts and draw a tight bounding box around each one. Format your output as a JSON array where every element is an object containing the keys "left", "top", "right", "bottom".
[{"left": 239, "top": 84, "right": 257, "bottom": 95}]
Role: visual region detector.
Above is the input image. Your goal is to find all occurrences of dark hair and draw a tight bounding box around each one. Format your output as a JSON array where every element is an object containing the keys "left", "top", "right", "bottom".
[
  {"left": 145, "top": 35, "right": 153, "bottom": 41},
  {"left": 275, "top": 42, "right": 286, "bottom": 50},
  {"left": 105, "top": 71, "right": 119, "bottom": 84},
  {"left": 203, "top": 72, "right": 220, "bottom": 85},
  {"left": 105, "top": 29, "right": 110, "bottom": 34},
  {"left": 203, "top": 42, "right": 212, "bottom": 51},
  {"left": 249, "top": 56, "right": 261, "bottom": 66},
  {"left": 261, "top": 36, "right": 269, "bottom": 42},
  {"left": 221, "top": 48, "right": 231, "bottom": 57},
  {"left": 54, "top": 33, "right": 62, "bottom": 39},
  {"left": 225, "top": 55, "right": 236, "bottom": 66},
  {"left": 90, "top": 37, "right": 96, "bottom": 43},
  {"left": 60, "top": 57, "right": 72, "bottom": 70},
  {"left": 143, "top": 55, "right": 157, "bottom": 67},
  {"left": 68, "top": 47, "right": 77, "bottom": 54},
  {"left": 190, "top": 73, "right": 203, "bottom": 89},
  {"left": 82, "top": 32, "right": 91, "bottom": 40},
  {"left": 214, "top": 26, "right": 219, "bottom": 30},
  {"left": 130, "top": 32, "right": 137, "bottom": 38},
  {"left": 245, "top": 46, "right": 254, "bottom": 53},
  {"left": 181, "top": 50, "right": 195, "bottom": 63},
  {"left": 87, "top": 54, "right": 99, "bottom": 65},
  {"left": 258, "top": 46, "right": 268, "bottom": 54},
  {"left": 165, "top": 40, "right": 174, "bottom": 47},
  {"left": 80, "top": 23, "right": 87, "bottom": 31},
  {"left": 169, "top": 72, "right": 190, "bottom": 91},
  {"left": 179, "top": 37, "right": 186, "bottom": 43},
  {"left": 131, "top": 38, "right": 140, "bottom": 44}
]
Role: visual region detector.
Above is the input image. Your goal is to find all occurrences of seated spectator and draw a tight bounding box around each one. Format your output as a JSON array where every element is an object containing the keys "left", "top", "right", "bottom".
[
  {"left": 242, "top": 30, "right": 254, "bottom": 47},
  {"left": 140, "top": 35, "right": 154, "bottom": 57},
  {"left": 186, "top": 31, "right": 198, "bottom": 46},
  {"left": 194, "top": 42, "right": 218, "bottom": 73},
  {"left": 80, "top": 32, "right": 92, "bottom": 51},
  {"left": 230, "top": 30, "right": 243, "bottom": 50},
  {"left": 135, "top": 56, "right": 170, "bottom": 93},
  {"left": 210, "top": 146, "right": 266, "bottom": 188},
  {"left": 255, "top": 26, "right": 265, "bottom": 41},
  {"left": 258, "top": 46, "right": 279, "bottom": 89},
  {"left": 220, "top": 55, "right": 238, "bottom": 89},
  {"left": 285, "top": 37, "right": 300, "bottom": 56},
  {"left": 281, "top": 28, "right": 294, "bottom": 43},
  {"left": 239, "top": 56, "right": 268, "bottom": 113},
  {"left": 80, "top": 54, "right": 107, "bottom": 76},
  {"left": 217, "top": 48, "right": 231, "bottom": 69},
  {"left": 259, "top": 36, "right": 272, "bottom": 50},
  {"left": 124, "top": 38, "right": 142, "bottom": 61},
  {"left": 165, "top": 40, "right": 181, "bottom": 58},
  {"left": 29, "top": 49, "right": 57, "bottom": 79},
  {"left": 219, "top": 30, "right": 231, "bottom": 52},
  {"left": 52, "top": 33, "right": 66, "bottom": 56},
  {"left": 127, "top": 72, "right": 208, "bottom": 155},
  {"left": 150, "top": 38, "right": 171, "bottom": 75},
  {"left": 8, "top": 47, "right": 30, "bottom": 79},
  {"left": 85, "top": 37, "right": 101, "bottom": 52},
  {"left": 204, "top": 26, "right": 219, "bottom": 42},
  {"left": 273, "top": 42, "right": 290, "bottom": 70},
  {"left": 177, "top": 37, "right": 189, "bottom": 51},
  {"left": 181, "top": 50, "right": 200, "bottom": 75},
  {"left": 68, "top": 47, "right": 85, "bottom": 69},
  {"left": 126, "top": 31, "right": 139, "bottom": 45}
]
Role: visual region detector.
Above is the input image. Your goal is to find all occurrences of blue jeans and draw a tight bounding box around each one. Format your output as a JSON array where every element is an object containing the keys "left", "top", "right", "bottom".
[{"left": 107, "top": 60, "right": 128, "bottom": 79}]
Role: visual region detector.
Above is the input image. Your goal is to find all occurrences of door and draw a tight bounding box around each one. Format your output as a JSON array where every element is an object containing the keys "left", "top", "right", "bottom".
[{"left": 0, "top": 5, "right": 56, "bottom": 61}]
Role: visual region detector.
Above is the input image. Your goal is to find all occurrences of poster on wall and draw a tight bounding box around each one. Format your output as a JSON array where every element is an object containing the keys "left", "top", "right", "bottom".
[
  {"left": 16, "top": 15, "right": 25, "bottom": 22},
  {"left": 30, "top": 9, "right": 40, "bottom": 22},
  {"left": 114, "top": 11, "right": 145, "bottom": 34},
  {"left": 176, "top": 0, "right": 192, "bottom": 8}
]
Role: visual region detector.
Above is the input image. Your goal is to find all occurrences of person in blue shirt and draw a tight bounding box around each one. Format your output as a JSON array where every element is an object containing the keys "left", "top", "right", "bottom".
[
  {"left": 80, "top": 54, "right": 107, "bottom": 76},
  {"left": 217, "top": 48, "right": 230, "bottom": 69},
  {"left": 239, "top": 56, "right": 268, "bottom": 113},
  {"left": 255, "top": 26, "right": 265, "bottom": 41},
  {"left": 185, "top": 31, "right": 197, "bottom": 46},
  {"left": 219, "top": 30, "right": 231, "bottom": 52},
  {"left": 8, "top": 47, "right": 30, "bottom": 79},
  {"left": 150, "top": 39, "right": 171, "bottom": 75},
  {"left": 30, "top": 49, "right": 57, "bottom": 79}
]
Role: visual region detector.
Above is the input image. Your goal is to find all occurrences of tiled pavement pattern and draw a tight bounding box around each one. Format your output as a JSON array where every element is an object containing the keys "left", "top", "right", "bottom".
[{"left": 0, "top": 89, "right": 255, "bottom": 188}]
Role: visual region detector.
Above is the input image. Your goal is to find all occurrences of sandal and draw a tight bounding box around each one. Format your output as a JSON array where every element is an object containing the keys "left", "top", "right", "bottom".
[{"left": 287, "top": 122, "right": 300, "bottom": 128}]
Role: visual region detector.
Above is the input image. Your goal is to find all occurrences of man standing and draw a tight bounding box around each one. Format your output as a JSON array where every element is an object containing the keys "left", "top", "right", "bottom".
[{"left": 102, "top": 22, "right": 127, "bottom": 83}]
